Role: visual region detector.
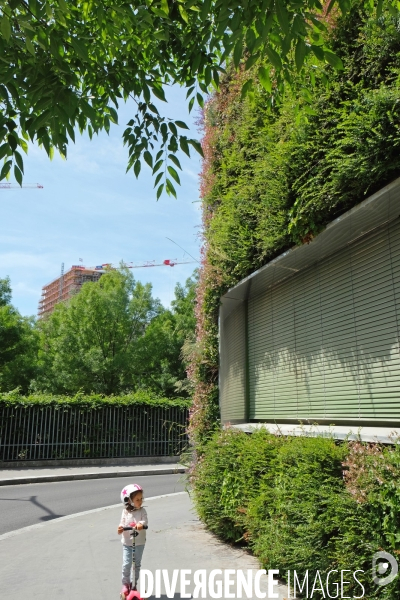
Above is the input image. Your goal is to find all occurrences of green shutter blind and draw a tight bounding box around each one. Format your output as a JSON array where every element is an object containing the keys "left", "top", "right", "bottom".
[
  {"left": 220, "top": 302, "right": 247, "bottom": 422},
  {"left": 248, "top": 218, "right": 400, "bottom": 423}
]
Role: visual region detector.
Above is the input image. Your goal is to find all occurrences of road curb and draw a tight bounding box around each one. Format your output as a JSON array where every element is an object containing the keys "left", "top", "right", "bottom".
[{"left": 0, "top": 466, "right": 187, "bottom": 486}]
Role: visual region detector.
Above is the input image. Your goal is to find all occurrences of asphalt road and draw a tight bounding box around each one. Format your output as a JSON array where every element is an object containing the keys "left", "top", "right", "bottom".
[{"left": 0, "top": 473, "right": 186, "bottom": 536}]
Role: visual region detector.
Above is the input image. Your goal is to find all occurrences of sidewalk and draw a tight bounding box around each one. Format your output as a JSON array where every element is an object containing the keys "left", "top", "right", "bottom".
[
  {"left": 0, "top": 492, "right": 289, "bottom": 599},
  {"left": 0, "top": 462, "right": 186, "bottom": 486}
]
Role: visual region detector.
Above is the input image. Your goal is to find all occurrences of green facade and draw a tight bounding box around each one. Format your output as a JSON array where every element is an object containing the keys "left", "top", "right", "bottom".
[{"left": 219, "top": 181, "right": 400, "bottom": 426}]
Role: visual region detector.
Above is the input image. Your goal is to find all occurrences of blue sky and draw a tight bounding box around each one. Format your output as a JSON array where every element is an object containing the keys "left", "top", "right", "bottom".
[{"left": 0, "top": 86, "right": 202, "bottom": 317}]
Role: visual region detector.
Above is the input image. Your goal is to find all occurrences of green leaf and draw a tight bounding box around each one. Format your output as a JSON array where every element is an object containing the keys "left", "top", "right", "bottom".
[
  {"left": 108, "top": 107, "right": 118, "bottom": 124},
  {"left": 324, "top": 50, "right": 344, "bottom": 70},
  {"left": 14, "top": 150, "right": 24, "bottom": 172},
  {"left": 156, "top": 183, "right": 164, "bottom": 200},
  {"left": 241, "top": 78, "right": 253, "bottom": 100},
  {"left": 1, "top": 16, "right": 11, "bottom": 42},
  {"left": 168, "top": 154, "right": 182, "bottom": 170},
  {"left": 311, "top": 45, "right": 324, "bottom": 61},
  {"left": 0, "top": 160, "right": 12, "bottom": 181},
  {"left": 189, "top": 139, "right": 204, "bottom": 158},
  {"left": 151, "top": 86, "right": 166, "bottom": 102},
  {"left": 160, "top": 0, "right": 169, "bottom": 16},
  {"left": 26, "top": 36, "right": 35, "bottom": 56},
  {"left": 245, "top": 54, "right": 258, "bottom": 71},
  {"left": 168, "top": 122, "right": 178, "bottom": 136},
  {"left": 153, "top": 172, "right": 163, "bottom": 188},
  {"left": 167, "top": 165, "right": 180, "bottom": 185},
  {"left": 152, "top": 159, "right": 163, "bottom": 173},
  {"left": 188, "top": 97, "right": 195, "bottom": 113},
  {"left": 245, "top": 28, "right": 256, "bottom": 52},
  {"left": 143, "top": 83, "right": 151, "bottom": 104},
  {"left": 275, "top": 1, "right": 290, "bottom": 35},
  {"left": 265, "top": 46, "right": 282, "bottom": 70},
  {"left": 148, "top": 104, "right": 159, "bottom": 115},
  {"left": 0, "top": 144, "right": 9, "bottom": 160},
  {"left": 205, "top": 66, "right": 212, "bottom": 87},
  {"left": 200, "top": 0, "right": 211, "bottom": 20},
  {"left": 295, "top": 40, "right": 307, "bottom": 72},
  {"left": 14, "top": 164, "right": 22, "bottom": 186},
  {"left": 144, "top": 151, "right": 153, "bottom": 168},
  {"left": 178, "top": 5, "right": 189, "bottom": 23},
  {"left": 197, "top": 93, "right": 204, "bottom": 108},
  {"left": 134, "top": 160, "right": 141, "bottom": 178},
  {"left": 233, "top": 38, "right": 243, "bottom": 68},
  {"left": 258, "top": 67, "right": 272, "bottom": 93},
  {"left": 57, "top": 0, "right": 68, "bottom": 12},
  {"left": 175, "top": 121, "right": 189, "bottom": 130},
  {"left": 7, "top": 134, "right": 17, "bottom": 152},
  {"left": 166, "top": 178, "right": 177, "bottom": 198},
  {"left": 71, "top": 37, "right": 89, "bottom": 62},
  {"left": 180, "top": 137, "right": 190, "bottom": 157},
  {"left": 325, "top": 0, "right": 337, "bottom": 15}
]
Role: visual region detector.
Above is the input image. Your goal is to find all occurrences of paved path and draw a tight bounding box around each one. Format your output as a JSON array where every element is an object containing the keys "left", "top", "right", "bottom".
[{"left": 0, "top": 492, "right": 290, "bottom": 599}]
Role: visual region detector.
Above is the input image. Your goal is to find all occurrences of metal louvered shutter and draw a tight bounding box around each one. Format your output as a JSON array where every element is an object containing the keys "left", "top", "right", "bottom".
[
  {"left": 220, "top": 302, "right": 247, "bottom": 423},
  {"left": 248, "top": 218, "right": 400, "bottom": 423}
]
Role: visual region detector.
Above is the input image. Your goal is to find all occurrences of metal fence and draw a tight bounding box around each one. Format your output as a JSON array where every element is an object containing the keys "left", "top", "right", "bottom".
[{"left": 0, "top": 404, "right": 189, "bottom": 461}]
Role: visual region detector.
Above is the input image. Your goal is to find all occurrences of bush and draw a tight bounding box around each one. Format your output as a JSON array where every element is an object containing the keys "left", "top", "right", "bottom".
[
  {"left": 192, "top": 430, "right": 400, "bottom": 599},
  {"left": 0, "top": 389, "right": 191, "bottom": 408},
  {"left": 192, "top": 428, "right": 284, "bottom": 541}
]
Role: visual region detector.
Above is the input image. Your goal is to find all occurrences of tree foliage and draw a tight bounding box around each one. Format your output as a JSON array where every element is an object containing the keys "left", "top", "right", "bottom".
[
  {"left": 0, "top": 277, "right": 39, "bottom": 392},
  {"left": 0, "top": 0, "right": 356, "bottom": 196},
  {"left": 35, "top": 268, "right": 197, "bottom": 396}
]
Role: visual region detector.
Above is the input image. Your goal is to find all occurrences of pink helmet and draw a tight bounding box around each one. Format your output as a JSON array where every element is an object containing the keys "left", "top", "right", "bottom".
[{"left": 120, "top": 484, "right": 143, "bottom": 505}]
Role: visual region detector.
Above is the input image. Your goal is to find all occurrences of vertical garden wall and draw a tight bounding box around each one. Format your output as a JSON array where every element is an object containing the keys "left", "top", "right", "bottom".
[{"left": 191, "top": 1, "right": 400, "bottom": 444}]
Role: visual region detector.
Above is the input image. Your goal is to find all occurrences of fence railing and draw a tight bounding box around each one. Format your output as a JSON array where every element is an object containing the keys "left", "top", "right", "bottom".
[{"left": 0, "top": 404, "right": 188, "bottom": 461}]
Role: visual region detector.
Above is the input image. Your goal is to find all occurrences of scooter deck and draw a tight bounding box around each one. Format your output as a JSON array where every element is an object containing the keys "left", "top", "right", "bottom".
[{"left": 126, "top": 591, "right": 142, "bottom": 600}]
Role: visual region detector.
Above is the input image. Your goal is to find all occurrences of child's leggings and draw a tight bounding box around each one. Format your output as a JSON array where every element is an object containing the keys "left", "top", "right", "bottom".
[{"left": 122, "top": 544, "right": 145, "bottom": 585}]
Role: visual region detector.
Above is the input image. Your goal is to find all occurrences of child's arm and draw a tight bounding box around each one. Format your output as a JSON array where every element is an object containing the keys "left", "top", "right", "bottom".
[
  {"left": 117, "top": 509, "right": 126, "bottom": 534},
  {"left": 136, "top": 507, "right": 148, "bottom": 530}
]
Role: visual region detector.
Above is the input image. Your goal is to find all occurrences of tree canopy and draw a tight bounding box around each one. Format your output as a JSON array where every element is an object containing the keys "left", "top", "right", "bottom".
[
  {"left": 0, "top": 0, "right": 363, "bottom": 197},
  {"left": 0, "top": 277, "right": 39, "bottom": 392},
  {"left": 35, "top": 268, "right": 197, "bottom": 396}
]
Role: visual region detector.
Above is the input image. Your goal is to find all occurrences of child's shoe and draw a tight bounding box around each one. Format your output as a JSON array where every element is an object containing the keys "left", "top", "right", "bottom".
[{"left": 120, "top": 583, "right": 130, "bottom": 598}]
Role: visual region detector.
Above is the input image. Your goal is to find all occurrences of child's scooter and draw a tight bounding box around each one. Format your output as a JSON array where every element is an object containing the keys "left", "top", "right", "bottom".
[{"left": 122, "top": 523, "right": 148, "bottom": 600}]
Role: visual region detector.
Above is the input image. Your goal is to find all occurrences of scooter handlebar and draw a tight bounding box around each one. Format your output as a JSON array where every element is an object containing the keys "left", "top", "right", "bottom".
[{"left": 122, "top": 525, "right": 148, "bottom": 530}]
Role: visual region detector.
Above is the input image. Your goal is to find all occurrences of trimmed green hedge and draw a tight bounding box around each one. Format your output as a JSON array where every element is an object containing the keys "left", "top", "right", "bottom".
[
  {"left": 192, "top": 429, "right": 400, "bottom": 599},
  {"left": 0, "top": 390, "right": 191, "bottom": 409}
]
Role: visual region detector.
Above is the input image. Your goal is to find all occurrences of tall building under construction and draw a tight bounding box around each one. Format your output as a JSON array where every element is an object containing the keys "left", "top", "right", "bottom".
[{"left": 38, "top": 265, "right": 104, "bottom": 318}]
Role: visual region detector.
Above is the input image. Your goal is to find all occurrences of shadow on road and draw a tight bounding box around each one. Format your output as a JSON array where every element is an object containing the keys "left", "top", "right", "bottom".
[{"left": 0, "top": 495, "right": 64, "bottom": 521}]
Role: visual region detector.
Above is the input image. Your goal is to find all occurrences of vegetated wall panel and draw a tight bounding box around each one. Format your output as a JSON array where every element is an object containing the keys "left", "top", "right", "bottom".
[{"left": 247, "top": 217, "right": 400, "bottom": 423}]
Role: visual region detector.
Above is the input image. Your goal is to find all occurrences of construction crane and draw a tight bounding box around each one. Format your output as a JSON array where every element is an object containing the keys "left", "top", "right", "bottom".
[
  {"left": 85, "top": 259, "right": 196, "bottom": 271},
  {"left": 0, "top": 183, "right": 43, "bottom": 189}
]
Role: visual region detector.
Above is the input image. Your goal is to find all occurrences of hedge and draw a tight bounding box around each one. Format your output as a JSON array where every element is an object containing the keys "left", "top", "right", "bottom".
[
  {"left": 0, "top": 389, "right": 191, "bottom": 409},
  {"left": 192, "top": 429, "right": 400, "bottom": 599}
]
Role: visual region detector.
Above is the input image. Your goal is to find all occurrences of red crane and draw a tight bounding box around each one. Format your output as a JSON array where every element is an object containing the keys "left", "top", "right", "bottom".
[
  {"left": 85, "top": 259, "right": 196, "bottom": 271},
  {"left": 0, "top": 183, "right": 43, "bottom": 189}
]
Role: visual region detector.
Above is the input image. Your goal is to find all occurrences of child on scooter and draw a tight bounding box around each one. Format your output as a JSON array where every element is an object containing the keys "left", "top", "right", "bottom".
[{"left": 117, "top": 483, "right": 148, "bottom": 599}]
